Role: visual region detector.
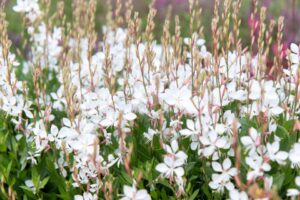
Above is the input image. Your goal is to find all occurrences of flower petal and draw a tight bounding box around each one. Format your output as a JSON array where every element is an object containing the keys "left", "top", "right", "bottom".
[{"left": 156, "top": 163, "right": 169, "bottom": 173}]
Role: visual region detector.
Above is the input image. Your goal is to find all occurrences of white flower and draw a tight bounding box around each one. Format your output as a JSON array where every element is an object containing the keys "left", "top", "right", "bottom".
[
  {"left": 143, "top": 128, "right": 159, "bottom": 143},
  {"left": 249, "top": 80, "right": 261, "bottom": 100},
  {"left": 241, "top": 128, "right": 260, "bottom": 152},
  {"left": 200, "top": 130, "right": 227, "bottom": 157},
  {"left": 100, "top": 109, "right": 118, "bottom": 127},
  {"left": 71, "top": 133, "right": 98, "bottom": 163},
  {"left": 48, "top": 125, "right": 61, "bottom": 148},
  {"left": 156, "top": 140, "right": 187, "bottom": 180},
  {"left": 266, "top": 141, "right": 288, "bottom": 165},
  {"left": 179, "top": 119, "right": 202, "bottom": 150},
  {"left": 51, "top": 87, "right": 66, "bottom": 111},
  {"left": 289, "top": 143, "right": 300, "bottom": 168},
  {"left": 245, "top": 155, "right": 270, "bottom": 181},
  {"left": 120, "top": 184, "right": 151, "bottom": 200},
  {"left": 196, "top": 38, "right": 205, "bottom": 47},
  {"left": 212, "top": 158, "right": 237, "bottom": 181},
  {"left": 180, "top": 119, "right": 199, "bottom": 137},
  {"left": 229, "top": 189, "right": 248, "bottom": 200},
  {"left": 74, "top": 192, "right": 97, "bottom": 200},
  {"left": 287, "top": 177, "right": 300, "bottom": 198},
  {"left": 290, "top": 43, "right": 299, "bottom": 65},
  {"left": 209, "top": 174, "right": 234, "bottom": 192},
  {"left": 212, "top": 86, "right": 229, "bottom": 106},
  {"left": 183, "top": 37, "right": 191, "bottom": 45},
  {"left": 156, "top": 156, "right": 185, "bottom": 179},
  {"left": 124, "top": 112, "right": 137, "bottom": 121},
  {"left": 26, "top": 151, "right": 41, "bottom": 165},
  {"left": 288, "top": 43, "right": 300, "bottom": 76},
  {"left": 296, "top": 176, "right": 300, "bottom": 186},
  {"left": 287, "top": 189, "right": 300, "bottom": 197},
  {"left": 162, "top": 84, "right": 192, "bottom": 113},
  {"left": 230, "top": 90, "right": 248, "bottom": 102},
  {"left": 264, "top": 176, "right": 273, "bottom": 191},
  {"left": 24, "top": 180, "right": 37, "bottom": 194},
  {"left": 13, "top": 0, "right": 39, "bottom": 13},
  {"left": 58, "top": 126, "right": 78, "bottom": 141},
  {"left": 209, "top": 158, "right": 237, "bottom": 193},
  {"left": 163, "top": 140, "right": 188, "bottom": 161},
  {"left": 13, "top": 0, "right": 41, "bottom": 22}
]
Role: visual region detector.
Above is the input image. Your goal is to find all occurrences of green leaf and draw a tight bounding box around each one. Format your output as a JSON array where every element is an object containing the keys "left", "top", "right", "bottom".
[
  {"left": 201, "top": 184, "right": 212, "bottom": 199},
  {"left": 20, "top": 186, "right": 35, "bottom": 198},
  {"left": 161, "top": 189, "right": 169, "bottom": 200},
  {"left": 40, "top": 177, "right": 50, "bottom": 189},
  {"left": 0, "top": 132, "right": 8, "bottom": 152},
  {"left": 273, "top": 173, "right": 285, "bottom": 191},
  {"left": 4, "top": 161, "right": 13, "bottom": 180},
  {"left": 189, "top": 189, "right": 199, "bottom": 200},
  {"left": 31, "top": 168, "right": 40, "bottom": 190},
  {"left": 276, "top": 125, "right": 289, "bottom": 139}
]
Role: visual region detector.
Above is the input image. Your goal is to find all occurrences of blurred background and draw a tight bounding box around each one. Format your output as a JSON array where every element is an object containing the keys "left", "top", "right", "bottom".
[{"left": 2, "top": 0, "right": 300, "bottom": 48}]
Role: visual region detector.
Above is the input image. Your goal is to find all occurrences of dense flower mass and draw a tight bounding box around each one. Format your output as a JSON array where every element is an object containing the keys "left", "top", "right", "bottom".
[{"left": 0, "top": 0, "right": 300, "bottom": 199}]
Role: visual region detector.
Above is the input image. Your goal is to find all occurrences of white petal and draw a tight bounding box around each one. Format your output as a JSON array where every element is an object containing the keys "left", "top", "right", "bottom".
[
  {"left": 136, "top": 190, "right": 150, "bottom": 200},
  {"left": 229, "top": 189, "right": 240, "bottom": 200},
  {"left": 228, "top": 168, "right": 238, "bottom": 176},
  {"left": 51, "top": 125, "right": 58, "bottom": 135},
  {"left": 100, "top": 119, "right": 113, "bottom": 127},
  {"left": 223, "top": 158, "right": 232, "bottom": 170},
  {"left": 272, "top": 141, "right": 280, "bottom": 152},
  {"left": 171, "top": 140, "right": 178, "bottom": 152},
  {"left": 197, "top": 39, "right": 205, "bottom": 46},
  {"left": 271, "top": 106, "right": 284, "bottom": 115},
  {"left": 295, "top": 176, "right": 300, "bottom": 187},
  {"left": 225, "top": 181, "right": 235, "bottom": 191},
  {"left": 123, "top": 185, "right": 134, "bottom": 198},
  {"left": 164, "top": 144, "right": 173, "bottom": 154},
  {"left": 183, "top": 38, "right": 191, "bottom": 45},
  {"left": 63, "top": 118, "right": 71, "bottom": 127},
  {"left": 120, "top": 197, "right": 130, "bottom": 200},
  {"left": 176, "top": 151, "right": 187, "bottom": 161},
  {"left": 174, "top": 158, "right": 184, "bottom": 167},
  {"left": 291, "top": 54, "right": 299, "bottom": 64},
  {"left": 275, "top": 151, "right": 288, "bottom": 161},
  {"left": 50, "top": 92, "right": 58, "bottom": 100},
  {"left": 249, "top": 128, "right": 258, "bottom": 139},
  {"left": 262, "top": 163, "right": 271, "bottom": 171},
  {"left": 74, "top": 195, "right": 83, "bottom": 200},
  {"left": 208, "top": 131, "right": 218, "bottom": 142},
  {"left": 174, "top": 167, "right": 184, "bottom": 177},
  {"left": 156, "top": 163, "right": 169, "bottom": 173},
  {"left": 24, "top": 110, "right": 33, "bottom": 118},
  {"left": 212, "top": 162, "right": 222, "bottom": 172},
  {"left": 287, "top": 189, "right": 300, "bottom": 196},
  {"left": 164, "top": 95, "right": 176, "bottom": 105},
  {"left": 186, "top": 119, "right": 195, "bottom": 130},
  {"left": 209, "top": 181, "right": 219, "bottom": 190},
  {"left": 216, "top": 138, "right": 227, "bottom": 148},
  {"left": 241, "top": 136, "right": 252, "bottom": 146},
  {"left": 203, "top": 146, "right": 215, "bottom": 157},
  {"left": 179, "top": 129, "right": 193, "bottom": 136},
  {"left": 291, "top": 43, "right": 299, "bottom": 53},
  {"left": 215, "top": 124, "right": 225, "bottom": 134},
  {"left": 164, "top": 156, "right": 175, "bottom": 168},
  {"left": 190, "top": 142, "right": 198, "bottom": 150},
  {"left": 124, "top": 112, "right": 137, "bottom": 121}
]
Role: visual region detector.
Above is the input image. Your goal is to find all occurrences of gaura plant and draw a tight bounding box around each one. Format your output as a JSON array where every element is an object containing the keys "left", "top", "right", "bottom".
[{"left": 0, "top": 0, "right": 300, "bottom": 199}]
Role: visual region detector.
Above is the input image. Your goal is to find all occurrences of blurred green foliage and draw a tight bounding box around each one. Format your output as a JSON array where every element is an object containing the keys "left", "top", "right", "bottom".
[{"left": 4, "top": 0, "right": 300, "bottom": 48}]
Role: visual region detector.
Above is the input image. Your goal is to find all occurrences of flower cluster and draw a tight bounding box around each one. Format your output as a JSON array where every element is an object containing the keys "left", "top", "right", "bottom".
[{"left": 0, "top": 0, "right": 300, "bottom": 199}]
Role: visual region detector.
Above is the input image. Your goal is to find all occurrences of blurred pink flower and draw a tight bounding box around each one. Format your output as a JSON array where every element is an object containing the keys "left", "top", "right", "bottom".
[
  {"left": 272, "top": 42, "right": 288, "bottom": 59},
  {"left": 154, "top": 0, "right": 188, "bottom": 14}
]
